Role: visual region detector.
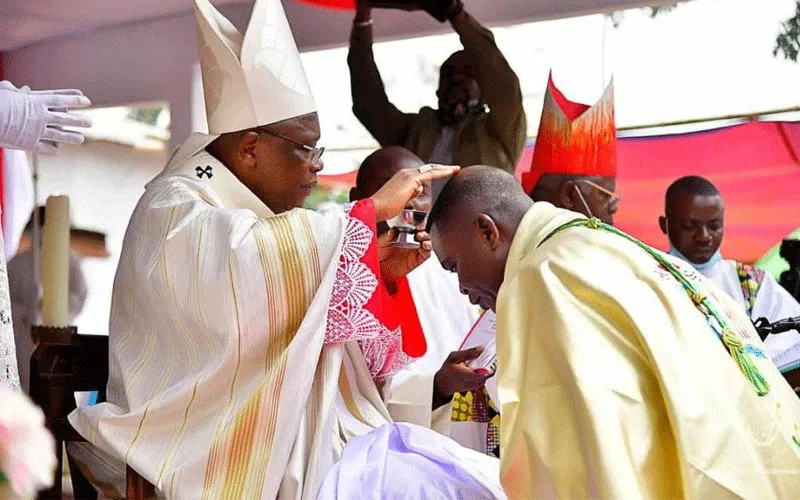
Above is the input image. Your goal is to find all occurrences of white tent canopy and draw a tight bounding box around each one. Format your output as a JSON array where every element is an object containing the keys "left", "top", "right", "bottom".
[
  {"left": 3, "top": 0, "right": 799, "bottom": 154},
  {"left": 3, "top": 0, "right": 673, "bottom": 150},
  {"left": 1, "top": 0, "right": 670, "bottom": 52}
]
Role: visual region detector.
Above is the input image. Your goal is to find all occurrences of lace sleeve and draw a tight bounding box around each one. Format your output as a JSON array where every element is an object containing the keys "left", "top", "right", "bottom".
[{"left": 324, "top": 199, "right": 412, "bottom": 379}]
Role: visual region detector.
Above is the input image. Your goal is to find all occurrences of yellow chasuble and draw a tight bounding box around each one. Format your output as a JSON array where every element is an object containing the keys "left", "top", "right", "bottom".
[
  {"left": 69, "top": 134, "right": 396, "bottom": 499},
  {"left": 497, "top": 202, "right": 800, "bottom": 499}
]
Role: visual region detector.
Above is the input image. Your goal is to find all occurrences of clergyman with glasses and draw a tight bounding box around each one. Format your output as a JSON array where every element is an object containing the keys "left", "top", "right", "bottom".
[
  {"left": 522, "top": 72, "right": 620, "bottom": 225},
  {"left": 65, "top": 0, "right": 479, "bottom": 497}
]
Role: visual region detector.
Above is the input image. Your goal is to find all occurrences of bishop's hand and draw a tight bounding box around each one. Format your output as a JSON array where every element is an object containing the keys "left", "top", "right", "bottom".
[{"left": 370, "top": 164, "right": 459, "bottom": 222}]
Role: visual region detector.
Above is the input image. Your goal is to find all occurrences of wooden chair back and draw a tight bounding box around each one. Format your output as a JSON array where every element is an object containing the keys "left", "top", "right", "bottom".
[{"left": 28, "top": 326, "right": 156, "bottom": 499}]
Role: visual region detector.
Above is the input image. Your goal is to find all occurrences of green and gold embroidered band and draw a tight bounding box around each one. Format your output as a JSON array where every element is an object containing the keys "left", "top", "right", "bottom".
[{"left": 538, "top": 217, "right": 770, "bottom": 397}]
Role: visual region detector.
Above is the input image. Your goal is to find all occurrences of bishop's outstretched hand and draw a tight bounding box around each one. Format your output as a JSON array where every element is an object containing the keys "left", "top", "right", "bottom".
[{"left": 370, "top": 164, "right": 458, "bottom": 222}]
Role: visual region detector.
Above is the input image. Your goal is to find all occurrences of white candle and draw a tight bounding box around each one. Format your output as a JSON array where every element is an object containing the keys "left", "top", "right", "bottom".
[{"left": 41, "top": 195, "right": 70, "bottom": 326}]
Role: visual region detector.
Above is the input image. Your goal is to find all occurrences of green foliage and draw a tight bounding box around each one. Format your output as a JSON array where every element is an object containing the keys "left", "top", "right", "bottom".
[
  {"left": 608, "top": 11, "right": 624, "bottom": 28},
  {"left": 304, "top": 185, "right": 350, "bottom": 210},
  {"left": 647, "top": 5, "right": 677, "bottom": 17},
  {"left": 126, "top": 106, "right": 165, "bottom": 126},
  {"left": 608, "top": 3, "right": 678, "bottom": 28},
  {"left": 610, "top": 2, "right": 800, "bottom": 63},
  {"left": 774, "top": 2, "right": 800, "bottom": 62}
]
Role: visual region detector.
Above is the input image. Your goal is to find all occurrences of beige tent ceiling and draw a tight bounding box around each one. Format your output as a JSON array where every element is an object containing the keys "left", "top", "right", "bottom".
[{"left": 1, "top": 0, "right": 675, "bottom": 52}]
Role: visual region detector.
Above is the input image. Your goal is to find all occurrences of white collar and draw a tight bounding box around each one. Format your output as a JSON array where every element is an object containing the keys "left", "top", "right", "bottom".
[{"left": 149, "top": 133, "right": 274, "bottom": 219}]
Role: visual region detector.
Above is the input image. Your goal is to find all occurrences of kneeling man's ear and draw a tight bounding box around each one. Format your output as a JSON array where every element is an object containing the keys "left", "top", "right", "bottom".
[{"left": 476, "top": 214, "right": 500, "bottom": 251}]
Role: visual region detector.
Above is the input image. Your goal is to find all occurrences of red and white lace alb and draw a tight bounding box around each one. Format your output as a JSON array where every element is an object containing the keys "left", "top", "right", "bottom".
[{"left": 324, "top": 201, "right": 412, "bottom": 379}]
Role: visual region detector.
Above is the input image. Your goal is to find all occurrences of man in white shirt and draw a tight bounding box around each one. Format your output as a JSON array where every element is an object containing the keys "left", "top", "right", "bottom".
[
  {"left": 349, "top": 146, "right": 488, "bottom": 435},
  {"left": 8, "top": 206, "right": 88, "bottom": 392},
  {"left": 0, "top": 81, "right": 92, "bottom": 389},
  {"left": 659, "top": 175, "right": 800, "bottom": 364}
]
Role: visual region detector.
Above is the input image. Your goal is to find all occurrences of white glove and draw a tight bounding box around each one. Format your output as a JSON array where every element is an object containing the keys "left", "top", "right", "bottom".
[{"left": 0, "top": 80, "right": 92, "bottom": 155}]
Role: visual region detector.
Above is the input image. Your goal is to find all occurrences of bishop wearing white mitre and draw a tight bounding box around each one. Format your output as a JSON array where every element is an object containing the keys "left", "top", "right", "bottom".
[{"left": 67, "top": 0, "right": 502, "bottom": 498}]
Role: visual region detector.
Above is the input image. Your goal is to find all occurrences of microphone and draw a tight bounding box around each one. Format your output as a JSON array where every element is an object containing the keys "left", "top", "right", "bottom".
[{"left": 752, "top": 316, "right": 800, "bottom": 341}]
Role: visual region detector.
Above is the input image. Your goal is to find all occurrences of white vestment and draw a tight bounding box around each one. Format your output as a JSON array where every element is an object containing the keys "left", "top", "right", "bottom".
[
  {"left": 69, "top": 134, "right": 402, "bottom": 499},
  {"left": 381, "top": 256, "right": 478, "bottom": 433},
  {"left": 498, "top": 204, "right": 800, "bottom": 498},
  {"left": 699, "top": 258, "right": 800, "bottom": 367},
  {"left": 317, "top": 423, "right": 505, "bottom": 500}
]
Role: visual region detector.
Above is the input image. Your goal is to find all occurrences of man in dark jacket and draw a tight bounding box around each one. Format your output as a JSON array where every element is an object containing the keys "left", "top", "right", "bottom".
[{"left": 348, "top": 0, "right": 526, "bottom": 174}]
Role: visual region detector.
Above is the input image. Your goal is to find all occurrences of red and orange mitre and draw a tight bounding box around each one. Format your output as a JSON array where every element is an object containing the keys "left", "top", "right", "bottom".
[{"left": 521, "top": 71, "right": 617, "bottom": 195}]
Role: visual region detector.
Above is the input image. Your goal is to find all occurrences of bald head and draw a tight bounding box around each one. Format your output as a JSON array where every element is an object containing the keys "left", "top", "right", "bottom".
[
  {"left": 428, "top": 166, "right": 532, "bottom": 234},
  {"left": 352, "top": 147, "right": 425, "bottom": 200},
  {"left": 351, "top": 147, "right": 429, "bottom": 235},
  {"left": 428, "top": 166, "right": 533, "bottom": 312}
]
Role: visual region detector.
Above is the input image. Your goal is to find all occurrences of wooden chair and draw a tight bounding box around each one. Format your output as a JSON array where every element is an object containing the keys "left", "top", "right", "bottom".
[
  {"left": 29, "top": 326, "right": 156, "bottom": 499},
  {"left": 783, "top": 366, "right": 800, "bottom": 397}
]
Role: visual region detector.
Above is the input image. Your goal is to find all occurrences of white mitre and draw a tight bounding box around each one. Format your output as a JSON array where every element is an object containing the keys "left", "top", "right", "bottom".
[{"left": 193, "top": 0, "right": 316, "bottom": 135}]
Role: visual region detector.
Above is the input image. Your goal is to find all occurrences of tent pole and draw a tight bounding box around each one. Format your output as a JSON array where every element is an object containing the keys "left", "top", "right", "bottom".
[
  {"left": 31, "top": 152, "right": 41, "bottom": 298},
  {"left": 616, "top": 105, "right": 800, "bottom": 132}
]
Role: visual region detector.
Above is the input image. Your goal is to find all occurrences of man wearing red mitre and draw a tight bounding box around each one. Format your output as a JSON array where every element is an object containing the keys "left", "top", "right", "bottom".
[{"left": 522, "top": 72, "right": 620, "bottom": 225}]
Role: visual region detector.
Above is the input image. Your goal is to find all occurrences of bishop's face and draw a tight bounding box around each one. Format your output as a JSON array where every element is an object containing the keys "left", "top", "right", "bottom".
[
  {"left": 253, "top": 113, "right": 324, "bottom": 213},
  {"left": 431, "top": 214, "right": 508, "bottom": 312}
]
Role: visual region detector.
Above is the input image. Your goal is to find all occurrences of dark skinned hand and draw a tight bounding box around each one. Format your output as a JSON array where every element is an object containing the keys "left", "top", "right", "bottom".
[
  {"left": 378, "top": 229, "right": 432, "bottom": 285},
  {"left": 432, "top": 346, "right": 494, "bottom": 409},
  {"left": 414, "top": 0, "right": 461, "bottom": 22}
]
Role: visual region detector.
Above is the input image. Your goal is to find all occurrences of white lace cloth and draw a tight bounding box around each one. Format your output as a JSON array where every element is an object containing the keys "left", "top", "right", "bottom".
[
  {"left": 325, "top": 203, "right": 412, "bottom": 380},
  {"left": 0, "top": 230, "right": 20, "bottom": 390}
]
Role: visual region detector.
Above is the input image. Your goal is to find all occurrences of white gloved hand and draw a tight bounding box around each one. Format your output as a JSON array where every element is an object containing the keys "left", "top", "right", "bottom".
[{"left": 0, "top": 80, "right": 92, "bottom": 155}]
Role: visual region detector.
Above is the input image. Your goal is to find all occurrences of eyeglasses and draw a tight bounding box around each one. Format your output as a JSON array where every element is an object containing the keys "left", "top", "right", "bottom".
[
  {"left": 576, "top": 179, "right": 622, "bottom": 210},
  {"left": 257, "top": 128, "right": 325, "bottom": 165}
]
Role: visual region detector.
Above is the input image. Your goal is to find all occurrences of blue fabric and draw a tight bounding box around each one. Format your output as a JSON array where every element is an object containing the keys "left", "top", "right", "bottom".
[
  {"left": 317, "top": 423, "right": 505, "bottom": 499},
  {"left": 668, "top": 247, "right": 722, "bottom": 273}
]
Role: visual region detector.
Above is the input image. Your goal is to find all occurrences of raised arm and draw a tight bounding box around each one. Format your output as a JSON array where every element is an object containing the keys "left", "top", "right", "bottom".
[
  {"left": 451, "top": 8, "right": 526, "bottom": 168},
  {"left": 347, "top": 1, "right": 416, "bottom": 147}
]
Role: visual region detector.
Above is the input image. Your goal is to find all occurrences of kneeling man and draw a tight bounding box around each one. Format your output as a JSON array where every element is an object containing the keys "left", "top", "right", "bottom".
[{"left": 427, "top": 166, "right": 800, "bottom": 498}]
